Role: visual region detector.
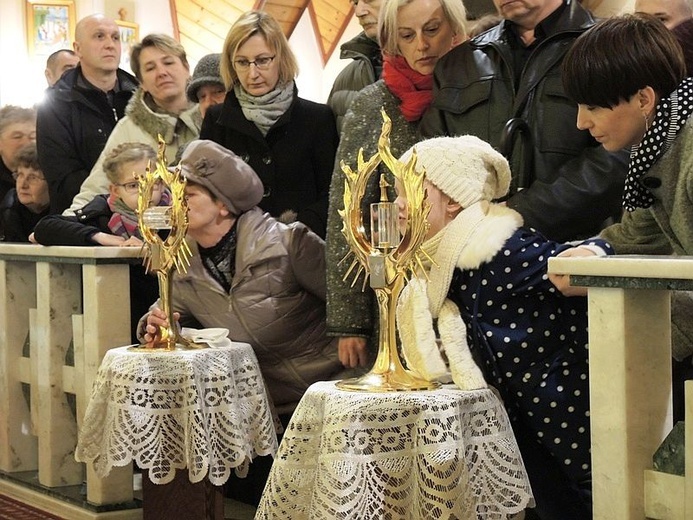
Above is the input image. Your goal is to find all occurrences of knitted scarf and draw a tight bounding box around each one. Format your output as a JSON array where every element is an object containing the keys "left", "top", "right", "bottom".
[
  {"left": 234, "top": 81, "right": 294, "bottom": 136},
  {"left": 624, "top": 77, "right": 693, "bottom": 211},
  {"left": 107, "top": 189, "right": 172, "bottom": 239},
  {"left": 383, "top": 54, "right": 433, "bottom": 122},
  {"left": 396, "top": 202, "right": 491, "bottom": 389}
]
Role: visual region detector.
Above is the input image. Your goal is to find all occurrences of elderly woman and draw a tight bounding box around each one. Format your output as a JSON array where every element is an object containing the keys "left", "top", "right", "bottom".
[
  {"left": 0, "top": 106, "right": 36, "bottom": 204},
  {"left": 141, "top": 139, "right": 346, "bottom": 414},
  {"left": 200, "top": 11, "right": 337, "bottom": 238},
  {"left": 553, "top": 13, "right": 693, "bottom": 423},
  {"left": 0, "top": 144, "right": 49, "bottom": 242},
  {"left": 65, "top": 33, "right": 200, "bottom": 214},
  {"left": 186, "top": 53, "right": 226, "bottom": 119},
  {"left": 394, "top": 135, "right": 613, "bottom": 519},
  {"left": 325, "top": 0, "right": 467, "bottom": 369}
]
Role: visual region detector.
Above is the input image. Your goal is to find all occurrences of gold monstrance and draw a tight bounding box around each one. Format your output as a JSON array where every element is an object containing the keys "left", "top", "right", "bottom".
[
  {"left": 336, "top": 111, "right": 439, "bottom": 391},
  {"left": 131, "top": 138, "right": 204, "bottom": 351}
]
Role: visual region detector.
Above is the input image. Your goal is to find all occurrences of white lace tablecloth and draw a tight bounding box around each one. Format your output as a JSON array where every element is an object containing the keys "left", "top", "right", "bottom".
[
  {"left": 75, "top": 342, "right": 278, "bottom": 486},
  {"left": 256, "top": 381, "right": 533, "bottom": 519}
]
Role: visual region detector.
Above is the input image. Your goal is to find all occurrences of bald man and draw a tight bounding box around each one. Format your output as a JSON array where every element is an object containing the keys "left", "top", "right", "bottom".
[
  {"left": 44, "top": 49, "right": 79, "bottom": 87},
  {"left": 36, "top": 14, "right": 138, "bottom": 214},
  {"left": 635, "top": 0, "right": 692, "bottom": 28}
]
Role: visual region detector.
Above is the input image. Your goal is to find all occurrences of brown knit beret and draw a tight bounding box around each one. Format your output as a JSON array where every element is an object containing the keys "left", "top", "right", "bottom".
[{"left": 180, "top": 140, "right": 263, "bottom": 215}]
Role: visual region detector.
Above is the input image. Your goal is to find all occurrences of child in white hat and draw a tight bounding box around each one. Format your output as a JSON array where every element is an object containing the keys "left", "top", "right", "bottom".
[{"left": 395, "top": 135, "right": 611, "bottom": 519}]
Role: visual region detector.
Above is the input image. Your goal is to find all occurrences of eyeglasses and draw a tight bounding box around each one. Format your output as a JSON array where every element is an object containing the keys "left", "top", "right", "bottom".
[
  {"left": 233, "top": 56, "right": 275, "bottom": 72},
  {"left": 115, "top": 180, "right": 163, "bottom": 194},
  {"left": 12, "top": 172, "right": 45, "bottom": 185}
]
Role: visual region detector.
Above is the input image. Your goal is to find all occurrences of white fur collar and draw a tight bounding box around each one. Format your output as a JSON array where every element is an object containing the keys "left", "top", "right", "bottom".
[
  {"left": 455, "top": 203, "right": 523, "bottom": 270},
  {"left": 427, "top": 203, "right": 522, "bottom": 316}
]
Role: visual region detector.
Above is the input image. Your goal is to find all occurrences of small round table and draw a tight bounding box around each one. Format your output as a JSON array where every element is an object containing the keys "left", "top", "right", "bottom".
[
  {"left": 257, "top": 381, "right": 533, "bottom": 519},
  {"left": 75, "top": 341, "right": 278, "bottom": 486}
]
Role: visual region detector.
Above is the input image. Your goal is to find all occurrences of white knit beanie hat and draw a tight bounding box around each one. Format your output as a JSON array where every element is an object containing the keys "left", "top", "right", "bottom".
[{"left": 402, "top": 135, "right": 511, "bottom": 207}]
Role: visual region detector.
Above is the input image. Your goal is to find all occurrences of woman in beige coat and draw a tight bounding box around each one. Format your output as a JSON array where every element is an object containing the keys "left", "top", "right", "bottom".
[{"left": 141, "top": 139, "right": 345, "bottom": 414}]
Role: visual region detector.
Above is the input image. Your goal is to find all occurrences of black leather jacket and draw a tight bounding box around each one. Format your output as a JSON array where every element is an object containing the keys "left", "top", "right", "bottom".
[{"left": 420, "top": 0, "right": 628, "bottom": 241}]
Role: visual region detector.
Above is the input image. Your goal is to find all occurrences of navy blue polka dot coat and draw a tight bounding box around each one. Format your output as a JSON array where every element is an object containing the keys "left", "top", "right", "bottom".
[{"left": 446, "top": 215, "right": 612, "bottom": 485}]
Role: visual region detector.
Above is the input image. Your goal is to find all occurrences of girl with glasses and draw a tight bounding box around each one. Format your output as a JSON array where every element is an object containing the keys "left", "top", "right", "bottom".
[{"left": 32, "top": 142, "right": 169, "bottom": 342}]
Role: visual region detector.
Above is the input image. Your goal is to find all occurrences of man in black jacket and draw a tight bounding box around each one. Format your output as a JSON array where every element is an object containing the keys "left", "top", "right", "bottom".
[
  {"left": 36, "top": 13, "right": 137, "bottom": 214},
  {"left": 420, "top": 0, "right": 628, "bottom": 242},
  {"left": 327, "top": 0, "right": 383, "bottom": 132}
]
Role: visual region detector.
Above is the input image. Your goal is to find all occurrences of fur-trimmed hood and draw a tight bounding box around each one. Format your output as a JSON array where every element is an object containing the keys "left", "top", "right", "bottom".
[{"left": 125, "top": 87, "right": 202, "bottom": 144}]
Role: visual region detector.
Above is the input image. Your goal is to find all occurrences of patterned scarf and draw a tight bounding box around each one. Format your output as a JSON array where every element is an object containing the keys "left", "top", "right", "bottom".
[
  {"left": 107, "top": 189, "right": 172, "bottom": 239},
  {"left": 382, "top": 54, "right": 434, "bottom": 122},
  {"left": 624, "top": 77, "right": 693, "bottom": 212},
  {"left": 199, "top": 222, "right": 238, "bottom": 294},
  {"left": 235, "top": 81, "right": 294, "bottom": 136}
]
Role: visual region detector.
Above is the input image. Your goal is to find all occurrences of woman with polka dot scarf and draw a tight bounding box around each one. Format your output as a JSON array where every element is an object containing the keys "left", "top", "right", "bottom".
[
  {"left": 394, "top": 134, "right": 613, "bottom": 520},
  {"left": 555, "top": 14, "right": 693, "bottom": 424}
]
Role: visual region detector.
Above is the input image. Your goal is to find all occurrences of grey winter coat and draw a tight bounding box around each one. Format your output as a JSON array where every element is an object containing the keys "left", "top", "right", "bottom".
[
  {"left": 327, "top": 32, "right": 381, "bottom": 132},
  {"left": 599, "top": 117, "right": 693, "bottom": 360},
  {"left": 325, "top": 80, "right": 420, "bottom": 339},
  {"left": 65, "top": 88, "right": 201, "bottom": 214},
  {"left": 148, "top": 208, "right": 343, "bottom": 409}
]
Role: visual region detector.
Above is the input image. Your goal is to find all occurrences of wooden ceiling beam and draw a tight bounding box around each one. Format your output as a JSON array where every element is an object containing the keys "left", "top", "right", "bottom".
[{"left": 172, "top": 0, "right": 354, "bottom": 66}]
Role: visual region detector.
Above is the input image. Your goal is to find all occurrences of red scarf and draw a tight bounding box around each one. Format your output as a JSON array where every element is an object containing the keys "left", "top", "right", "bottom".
[{"left": 383, "top": 54, "right": 434, "bottom": 122}]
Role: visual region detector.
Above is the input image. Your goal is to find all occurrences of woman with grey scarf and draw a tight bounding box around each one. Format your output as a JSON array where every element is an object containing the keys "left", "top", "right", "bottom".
[{"left": 200, "top": 11, "right": 338, "bottom": 239}]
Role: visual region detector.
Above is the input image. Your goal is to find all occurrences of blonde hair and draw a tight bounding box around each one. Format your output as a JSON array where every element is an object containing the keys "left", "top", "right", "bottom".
[
  {"left": 220, "top": 11, "right": 298, "bottom": 90},
  {"left": 130, "top": 33, "right": 189, "bottom": 80},
  {"left": 378, "top": 0, "right": 468, "bottom": 56},
  {"left": 102, "top": 142, "right": 156, "bottom": 184}
]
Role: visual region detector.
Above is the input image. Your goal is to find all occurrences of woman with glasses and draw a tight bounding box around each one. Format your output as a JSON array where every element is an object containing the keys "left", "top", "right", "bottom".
[
  {"left": 32, "top": 142, "right": 167, "bottom": 341},
  {"left": 0, "top": 143, "right": 49, "bottom": 242},
  {"left": 64, "top": 33, "right": 200, "bottom": 215},
  {"left": 200, "top": 11, "right": 338, "bottom": 238}
]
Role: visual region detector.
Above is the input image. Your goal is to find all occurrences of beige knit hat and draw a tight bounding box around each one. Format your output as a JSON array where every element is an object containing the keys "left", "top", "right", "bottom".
[
  {"left": 401, "top": 135, "right": 511, "bottom": 207},
  {"left": 180, "top": 140, "right": 263, "bottom": 215}
]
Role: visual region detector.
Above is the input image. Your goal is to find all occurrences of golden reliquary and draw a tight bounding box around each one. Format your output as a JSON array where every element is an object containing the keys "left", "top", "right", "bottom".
[
  {"left": 336, "top": 110, "right": 439, "bottom": 392},
  {"left": 130, "top": 138, "right": 205, "bottom": 351}
]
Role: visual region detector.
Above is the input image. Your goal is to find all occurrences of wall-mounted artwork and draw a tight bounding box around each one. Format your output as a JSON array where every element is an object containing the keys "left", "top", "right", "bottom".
[
  {"left": 116, "top": 20, "right": 139, "bottom": 74},
  {"left": 26, "top": 0, "right": 76, "bottom": 57}
]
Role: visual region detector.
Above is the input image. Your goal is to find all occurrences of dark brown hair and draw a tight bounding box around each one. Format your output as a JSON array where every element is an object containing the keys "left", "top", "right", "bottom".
[
  {"left": 14, "top": 143, "right": 40, "bottom": 171},
  {"left": 562, "top": 14, "right": 685, "bottom": 108}
]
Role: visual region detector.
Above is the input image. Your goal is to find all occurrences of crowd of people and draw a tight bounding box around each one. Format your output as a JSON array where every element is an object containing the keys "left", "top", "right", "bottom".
[{"left": 0, "top": 0, "right": 691, "bottom": 518}]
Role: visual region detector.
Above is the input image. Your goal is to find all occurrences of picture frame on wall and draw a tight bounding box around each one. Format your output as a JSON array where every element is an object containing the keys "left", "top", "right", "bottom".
[
  {"left": 116, "top": 20, "right": 139, "bottom": 74},
  {"left": 25, "top": 0, "right": 76, "bottom": 57}
]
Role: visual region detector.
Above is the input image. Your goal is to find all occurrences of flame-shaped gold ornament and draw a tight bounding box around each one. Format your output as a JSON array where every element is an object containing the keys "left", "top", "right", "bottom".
[
  {"left": 336, "top": 110, "right": 439, "bottom": 391},
  {"left": 129, "top": 137, "right": 205, "bottom": 351}
]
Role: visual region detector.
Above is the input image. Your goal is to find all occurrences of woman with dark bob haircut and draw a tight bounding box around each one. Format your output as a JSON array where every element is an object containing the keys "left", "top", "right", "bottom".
[{"left": 554, "top": 14, "right": 693, "bottom": 423}]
